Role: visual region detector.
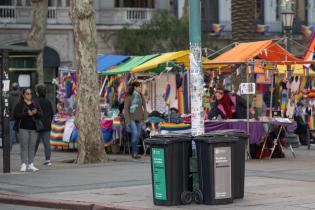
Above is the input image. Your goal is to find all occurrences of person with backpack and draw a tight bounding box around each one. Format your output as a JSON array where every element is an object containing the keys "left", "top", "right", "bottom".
[{"left": 34, "top": 84, "right": 54, "bottom": 166}]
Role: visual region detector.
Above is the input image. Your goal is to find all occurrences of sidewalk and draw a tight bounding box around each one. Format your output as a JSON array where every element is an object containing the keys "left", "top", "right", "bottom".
[{"left": 1, "top": 144, "right": 315, "bottom": 209}]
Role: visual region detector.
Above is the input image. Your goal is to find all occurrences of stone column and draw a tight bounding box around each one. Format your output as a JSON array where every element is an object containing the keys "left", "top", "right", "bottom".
[
  {"left": 308, "top": 0, "right": 315, "bottom": 25},
  {"left": 219, "top": 0, "right": 231, "bottom": 31},
  {"left": 264, "top": 0, "right": 279, "bottom": 32}
]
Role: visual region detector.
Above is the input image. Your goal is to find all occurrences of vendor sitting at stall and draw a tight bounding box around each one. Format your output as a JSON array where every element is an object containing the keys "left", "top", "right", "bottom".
[{"left": 214, "top": 86, "right": 233, "bottom": 119}]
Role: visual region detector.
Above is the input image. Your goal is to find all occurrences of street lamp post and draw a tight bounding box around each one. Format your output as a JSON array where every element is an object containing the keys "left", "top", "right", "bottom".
[{"left": 280, "top": 11, "right": 295, "bottom": 56}]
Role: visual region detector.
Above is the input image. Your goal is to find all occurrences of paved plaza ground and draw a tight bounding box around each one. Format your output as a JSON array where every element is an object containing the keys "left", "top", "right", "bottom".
[{"left": 0, "top": 143, "right": 315, "bottom": 210}]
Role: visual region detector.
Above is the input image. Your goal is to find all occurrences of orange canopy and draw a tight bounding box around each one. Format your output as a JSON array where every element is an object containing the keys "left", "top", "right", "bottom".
[{"left": 207, "top": 40, "right": 302, "bottom": 65}]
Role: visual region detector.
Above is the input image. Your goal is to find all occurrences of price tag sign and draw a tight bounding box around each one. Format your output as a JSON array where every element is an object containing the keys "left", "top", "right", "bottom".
[{"left": 240, "top": 83, "right": 255, "bottom": 95}]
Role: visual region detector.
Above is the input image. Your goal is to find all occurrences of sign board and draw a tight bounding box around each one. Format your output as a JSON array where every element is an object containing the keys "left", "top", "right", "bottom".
[
  {"left": 214, "top": 147, "right": 232, "bottom": 199},
  {"left": 240, "top": 83, "right": 255, "bottom": 95},
  {"left": 152, "top": 147, "right": 167, "bottom": 200}
]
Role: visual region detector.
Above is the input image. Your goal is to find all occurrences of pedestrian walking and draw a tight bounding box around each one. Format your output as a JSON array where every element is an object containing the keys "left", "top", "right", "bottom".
[
  {"left": 34, "top": 84, "right": 54, "bottom": 166},
  {"left": 9, "top": 82, "right": 20, "bottom": 150},
  {"left": 124, "top": 81, "right": 147, "bottom": 159},
  {"left": 14, "top": 88, "right": 42, "bottom": 172}
]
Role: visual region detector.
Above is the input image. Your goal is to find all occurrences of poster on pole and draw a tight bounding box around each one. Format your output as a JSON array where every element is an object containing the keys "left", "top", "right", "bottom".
[{"left": 240, "top": 83, "right": 255, "bottom": 95}]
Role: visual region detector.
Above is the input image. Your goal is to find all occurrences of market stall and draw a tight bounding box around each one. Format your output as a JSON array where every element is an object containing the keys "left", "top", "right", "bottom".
[{"left": 204, "top": 39, "right": 315, "bottom": 158}]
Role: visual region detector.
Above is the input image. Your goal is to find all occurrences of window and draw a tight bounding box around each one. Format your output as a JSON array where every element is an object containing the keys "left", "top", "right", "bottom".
[
  {"left": 255, "top": 0, "right": 264, "bottom": 21},
  {"left": 0, "top": 0, "right": 12, "bottom": 5},
  {"left": 115, "top": 0, "right": 155, "bottom": 8}
]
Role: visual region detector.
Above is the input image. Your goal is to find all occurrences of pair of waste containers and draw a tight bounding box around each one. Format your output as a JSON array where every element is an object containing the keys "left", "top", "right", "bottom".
[{"left": 144, "top": 129, "right": 247, "bottom": 205}]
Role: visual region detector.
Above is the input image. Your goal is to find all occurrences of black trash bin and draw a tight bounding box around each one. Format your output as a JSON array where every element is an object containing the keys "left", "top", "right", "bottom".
[
  {"left": 195, "top": 134, "right": 238, "bottom": 205},
  {"left": 207, "top": 129, "right": 248, "bottom": 199},
  {"left": 145, "top": 134, "right": 192, "bottom": 206}
]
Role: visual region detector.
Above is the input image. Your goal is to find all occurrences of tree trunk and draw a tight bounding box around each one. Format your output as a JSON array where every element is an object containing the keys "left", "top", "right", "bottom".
[
  {"left": 27, "top": 0, "right": 48, "bottom": 83},
  {"left": 181, "top": 0, "right": 188, "bottom": 23},
  {"left": 232, "top": 0, "right": 256, "bottom": 42},
  {"left": 69, "top": 0, "right": 105, "bottom": 163}
]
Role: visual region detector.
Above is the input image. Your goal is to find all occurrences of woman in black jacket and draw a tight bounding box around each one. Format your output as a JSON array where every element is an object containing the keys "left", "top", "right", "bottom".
[
  {"left": 34, "top": 84, "right": 54, "bottom": 166},
  {"left": 14, "top": 88, "right": 42, "bottom": 172}
]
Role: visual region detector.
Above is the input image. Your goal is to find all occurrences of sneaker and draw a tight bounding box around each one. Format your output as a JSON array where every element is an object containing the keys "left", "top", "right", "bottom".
[
  {"left": 132, "top": 154, "right": 141, "bottom": 159},
  {"left": 20, "top": 163, "right": 27, "bottom": 172},
  {"left": 43, "top": 161, "right": 52, "bottom": 166},
  {"left": 27, "top": 163, "right": 39, "bottom": 172}
]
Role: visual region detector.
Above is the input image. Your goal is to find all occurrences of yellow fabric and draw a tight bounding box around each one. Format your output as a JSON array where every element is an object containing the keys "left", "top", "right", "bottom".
[
  {"left": 132, "top": 50, "right": 189, "bottom": 73},
  {"left": 277, "top": 65, "right": 287, "bottom": 74},
  {"left": 131, "top": 50, "right": 212, "bottom": 73}
]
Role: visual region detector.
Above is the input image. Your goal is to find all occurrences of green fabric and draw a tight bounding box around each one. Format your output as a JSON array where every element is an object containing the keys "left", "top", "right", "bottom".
[
  {"left": 130, "top": 91, "right": 140, "bottom": 113},
  {"left": 103, "top": 54, "right": 158, "bottom": 75}
]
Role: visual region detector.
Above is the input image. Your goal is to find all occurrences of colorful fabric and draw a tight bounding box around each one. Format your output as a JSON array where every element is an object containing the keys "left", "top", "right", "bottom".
[
  {"left": 117, "top": 77, "right": 126, "bottom": 102},
  {"left": 159, "top": 122, "right": 191, "bottom": 131},
  {"left": 50, "top": 118, "right": 67, "bottom": 147},
  {"left": 304, "top": 29, "right": 315, "bottom": 68},
  {"left": 247, "top": 65, "right": 255, "bottom": 74},
  {"left": 256, "top": 24, "right": 269, "bottom": 33},
  {"left": 177, "top": 86, "right": 185, "bottom": 114},
  {"left": 212, "top": 23, "right": 225, "bottom": 34},
  {"left": 164, "top": 82, "right": 171, "bottom": 106},
  {"left": 112, "top": 117, "right": 120, "bottom": 129},
  {"left": 281, "top": 89, "right": 288, "bottom": 112},
  {"left": 150, "top": 122, "right": 159, "bottom": 130},
  {"left": 63, "top": 118, "right": 75, "bottom": 143},
  {"left": 130, "top": 91, "right": 140, "bottom": 113},
  {"left": 265, "top": 69, "right": 272, "bottom": 79},
  {"left": 301, "top": 25, "right": 313, "bottom": 40}
]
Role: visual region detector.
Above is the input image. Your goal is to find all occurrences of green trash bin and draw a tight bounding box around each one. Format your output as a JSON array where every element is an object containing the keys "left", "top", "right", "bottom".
[
  {"left": 145, "top": 134, "right": 192, "bottom": 206},
  {"left": 195, "top": 134, "right": 238, "bottom": 205},
  {"left": 205, "top": 129, "right": 248, "bottom": 199}
]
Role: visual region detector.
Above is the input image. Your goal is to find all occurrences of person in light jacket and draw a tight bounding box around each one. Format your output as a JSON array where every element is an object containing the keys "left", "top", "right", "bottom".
[{"left": 124, "top": 81, "right": 147, "bottom": 159}]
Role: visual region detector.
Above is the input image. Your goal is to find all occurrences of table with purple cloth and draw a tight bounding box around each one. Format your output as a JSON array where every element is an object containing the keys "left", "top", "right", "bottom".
[{"left": 204, "top": 119, "right": 297, "bottom": 145}]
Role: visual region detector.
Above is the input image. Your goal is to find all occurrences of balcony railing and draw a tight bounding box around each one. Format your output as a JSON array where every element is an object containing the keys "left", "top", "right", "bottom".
[
  {"left": 47, "top": 7, "right": 57, "bottom": 24},
  {"left": 0, "top": 6, "right": 16, "bottom": 23},
  {"left": 0, "top": 6, "right": 155, "bottom": 26}
]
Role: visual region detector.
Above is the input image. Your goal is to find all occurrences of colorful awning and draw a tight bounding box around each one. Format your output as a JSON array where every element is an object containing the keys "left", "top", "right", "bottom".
[
  {"left": 97, "top": 54, "right": 129, "bottom": 73},
  {"left": 132, "top": 50, "right": 189, "bottom": 73},
  {"left": 103, "top": 54, "right": 158, "bottom": 75},
  {"left": 206, "top": 40, "right": 302, "bottom": 65}
]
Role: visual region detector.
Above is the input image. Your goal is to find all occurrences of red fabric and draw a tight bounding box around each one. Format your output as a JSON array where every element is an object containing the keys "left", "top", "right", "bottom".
[{"left": 216, "top": 91, "right": 233, "bottom": 119}]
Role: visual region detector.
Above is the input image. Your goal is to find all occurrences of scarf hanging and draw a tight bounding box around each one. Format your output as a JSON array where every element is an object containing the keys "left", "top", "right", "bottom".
[{"left": 130, "top": 91, "right": 140, "bottom": 113}]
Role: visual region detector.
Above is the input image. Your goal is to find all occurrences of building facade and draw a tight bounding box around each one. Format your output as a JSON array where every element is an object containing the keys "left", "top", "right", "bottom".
[
  {"left": 0, "top": 0, "right": 173, "bottom": 107},
  {"left": 201, "top": 0, "right": 315, "bottom": 34}
]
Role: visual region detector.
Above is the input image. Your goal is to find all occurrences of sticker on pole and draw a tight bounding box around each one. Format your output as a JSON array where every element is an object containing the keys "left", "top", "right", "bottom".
[
  {"left": 152, "top": 147, "right": 167, "bottom": 200},
  {"left": 240, "top": 83, "right": 255, "bottom": 95}
]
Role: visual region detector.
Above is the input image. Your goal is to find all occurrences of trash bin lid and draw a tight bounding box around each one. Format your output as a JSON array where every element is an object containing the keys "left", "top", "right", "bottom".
[
  {"left": 144, "top": 133, "right": 192, "bottom": 145},
  {"left": 204, "top": 129, "right": 248, "bottom": 139},
  {"left": 194, "top": 135, "right": 238, "bottom": 144}
]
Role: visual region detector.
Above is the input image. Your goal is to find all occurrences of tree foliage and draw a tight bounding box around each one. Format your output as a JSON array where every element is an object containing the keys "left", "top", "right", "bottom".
[{"left": 114, "top": 11, "right": 189, "bottom": 55}]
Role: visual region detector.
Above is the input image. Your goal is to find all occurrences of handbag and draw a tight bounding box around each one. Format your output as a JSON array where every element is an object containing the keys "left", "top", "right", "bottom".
[{"left": 33, "top": 117, "right": 45, "bottom": 132}]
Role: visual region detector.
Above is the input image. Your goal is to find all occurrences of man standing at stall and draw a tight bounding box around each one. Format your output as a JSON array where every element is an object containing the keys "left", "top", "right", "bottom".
[{"left": 9, "top": 82, "right": 20, "bottom": 151}]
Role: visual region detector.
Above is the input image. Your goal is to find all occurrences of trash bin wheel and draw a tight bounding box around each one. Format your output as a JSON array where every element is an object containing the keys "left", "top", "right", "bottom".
[
  {"left": 193, "top": 189, "right": 203, "bottom": 204},
  {"left": 180, "top": 191, "right": 193, "bottom": 204}
]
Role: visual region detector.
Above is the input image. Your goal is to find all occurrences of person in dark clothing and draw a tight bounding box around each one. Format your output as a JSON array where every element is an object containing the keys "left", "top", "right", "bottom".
[
  {"left": 231, "top": 94, "right": 248, "bottom": 119},
  {"left": 14, "top": 88, "right": 42, "bottom": 172},
  {"left": 34, "top": 84, "right": 54, "bottom": 166},
  {"left": 9, "top": 82, "right": 20, "bottom": 150}
]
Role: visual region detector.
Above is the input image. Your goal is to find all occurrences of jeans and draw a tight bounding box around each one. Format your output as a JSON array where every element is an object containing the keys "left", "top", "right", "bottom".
[
  {"left": 35, "top": 131, "right": 51, "bottom": 161},
  {"left": 129, "top": 120, "right": 142, "bottom": 156},
  {"left": 9, "top": 120, "right": 16, "bottom": 150},
  {"left": 17, "top": 129, "right": 38, "bottom": 164}
]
